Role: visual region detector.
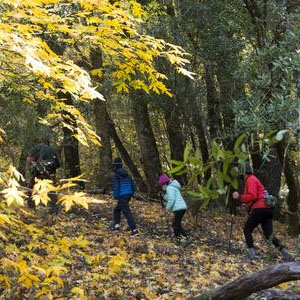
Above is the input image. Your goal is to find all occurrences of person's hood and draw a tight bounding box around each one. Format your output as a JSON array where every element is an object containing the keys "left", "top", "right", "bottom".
[
  {"left": 116, "top": 168, "right": 129, "bottom": 177},
  {"left": 169, "top": 179, "right": 181, "bottom": 189}
]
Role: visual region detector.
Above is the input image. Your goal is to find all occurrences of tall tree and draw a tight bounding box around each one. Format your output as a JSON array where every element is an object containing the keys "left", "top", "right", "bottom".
[
  {"left": 131, "top": 90, "right": 162, "bottom": 196},
  {"left": 88, "top": 49, "right": 113, "bottom": 192}
]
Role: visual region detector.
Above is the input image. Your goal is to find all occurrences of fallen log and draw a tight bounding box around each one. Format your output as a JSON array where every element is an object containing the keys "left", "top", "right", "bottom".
[
  {"left": 249, "top": 289, "right": 300, "bottom": 300},
  {"left": 191, "top": 262, "right": 300, "bottom": 300}
]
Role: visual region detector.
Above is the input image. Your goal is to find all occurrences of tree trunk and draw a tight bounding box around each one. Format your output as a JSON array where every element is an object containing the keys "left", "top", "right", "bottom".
[
  {"left": 251, "top": 147, "right": 283, "bottom": 220},
  {"left": 249, "top": 289, "right": 300, "bottom": 300},
  {"left": 131, "top": 90, "right": 162, "bottom": 197},
  {"left": 89, "top": 49, "right": 113, "bottom": 193},
  {"left": 107, "top": 114, "right": 148, "bottom": 193},
  {"left": 215, "top": 42, "right": 245, "bottom": 141},
  {"left": 163, "top": 98, "right": 185, "bottom": 163},
  {"left": 204, "top": 62, "right": 222, "bottom": 139},
  {"left": 191, "top": 262, "right": 300, "bottom": 300},
  {"left": 185, "top": 78, "right": 211, "bottom": 181},
  {"left": 60, "top": 92, "right": 83, "bottom": 187},
  {"left": 93, "top": 99, "right": 112, "bottom": 192},
  {"left": 276, "top": 138, "right": 300, "bottom": 236},
  {"left": 251, "top": 147, "right": 282, "bottom": 197},
  {"left": 161, "top": 95, "right": 186, "bottom": 184}
]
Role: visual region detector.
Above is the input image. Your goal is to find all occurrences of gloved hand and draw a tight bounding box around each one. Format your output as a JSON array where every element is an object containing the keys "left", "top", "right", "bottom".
[{"left": 232, "top": 191, "right": 240, "bottom": 200}]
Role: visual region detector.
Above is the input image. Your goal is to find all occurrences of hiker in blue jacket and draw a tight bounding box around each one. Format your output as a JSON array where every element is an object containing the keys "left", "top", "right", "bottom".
[
  {"left": 158, "top": 174, "right": 190, "bottom": 244},
  {"left": 111, "top": 157, "right": 138, "bottom": 236}
]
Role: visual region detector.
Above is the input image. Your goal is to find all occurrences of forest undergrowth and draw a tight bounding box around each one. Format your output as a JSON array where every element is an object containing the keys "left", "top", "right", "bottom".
[{"left": 1, "top": 195, "right": 299, "bottom": 299}]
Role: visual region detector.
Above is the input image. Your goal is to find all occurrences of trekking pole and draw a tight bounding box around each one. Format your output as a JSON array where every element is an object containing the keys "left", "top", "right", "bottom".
[
  {"left": 227, "top": 190, "right": 236, "bottom": 254},
  {"left": 159, "top": 192, "right": 171, "bottom": 236}
]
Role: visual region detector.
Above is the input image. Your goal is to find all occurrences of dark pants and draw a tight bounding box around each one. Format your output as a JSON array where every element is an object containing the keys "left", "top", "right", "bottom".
[
  {"left": 172, "top": 209, "right": 187, "bottom": 238},
  {"left": 244, "top": 208, "right": 283, "bottom": 249},
  {"left": 113, "top": 196, "right": 136, "bottom": 230}
]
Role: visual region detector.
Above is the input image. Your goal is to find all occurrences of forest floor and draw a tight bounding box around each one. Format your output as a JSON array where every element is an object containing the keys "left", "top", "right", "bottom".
[{"left": 2, "top": 194, "right": 300, "bottom": 299}]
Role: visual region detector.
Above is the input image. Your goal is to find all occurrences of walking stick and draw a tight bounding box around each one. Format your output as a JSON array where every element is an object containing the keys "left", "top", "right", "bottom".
[
  {"left": 159, "top": 192, "right": 171, "bottom": 236},
  {"left": 227, "top": 191, "right": 236, "bottom": 254}
]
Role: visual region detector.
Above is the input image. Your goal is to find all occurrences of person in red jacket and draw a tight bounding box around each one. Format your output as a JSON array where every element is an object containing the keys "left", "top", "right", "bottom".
[{"left": 232, "top": 161, "right": 294, "bottom": 261}]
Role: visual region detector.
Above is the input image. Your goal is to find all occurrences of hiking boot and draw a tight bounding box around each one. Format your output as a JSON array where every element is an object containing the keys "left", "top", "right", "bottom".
[
  {"left": 172, "top": 235, "right": 185, "bottom": 246},
  {"left": 113, "top": 224, "right": 120, "bottom": 231},
  {"left": 248, "top": 248, "right": 256, "bottom": 261},
  {"left": 281, "top": 248, "right": 294, "bottom": 262},
  {"left": 131, "top": 229, "right": 139, "bottom": 236}
]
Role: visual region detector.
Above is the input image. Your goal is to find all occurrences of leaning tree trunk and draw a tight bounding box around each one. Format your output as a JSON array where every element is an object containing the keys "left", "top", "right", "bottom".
[
  {"left": 107, "top": 113, "right": 148, "bottom": 193},
  {"left": 131, "top": 90, "right": 162, "bottom": 197},
  {"left": 191, "top": 262, "right": 300, "bottom": 300}
]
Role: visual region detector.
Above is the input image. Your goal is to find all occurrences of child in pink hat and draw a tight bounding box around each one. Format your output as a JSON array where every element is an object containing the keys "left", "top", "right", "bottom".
[{"left": 158, "top": 174, "right": 190, "bottom": 246}]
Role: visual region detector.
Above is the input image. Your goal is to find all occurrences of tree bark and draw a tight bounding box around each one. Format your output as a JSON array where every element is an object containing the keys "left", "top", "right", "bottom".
[
  {"left": 131, "top": 90, "right": 162, "bottom": 197},
  {"left": 249, "top": 289, "right": 300, "bottom": 300},
  {"left": 204, "top": 61, "right": 222, "bottom": 139},
  {"left": 185, "top": 78, "right": 211, "bottom": 181},
  {"left": 191, "top": 262, "right": 300, "bottom": 300},
  {"left": 161, "top": 94, "right": 187, "bottom": 184},
  {"left": 107, "top": 114, "right": 148, "bottom": 193},
  {"left": 93, "top": 99, "right": 112, "bottom": 192},
  {"left": 163, "top": 97, "right": 185, "bottom": 164},
  {"left": 215, "top": 39, "right": 245, "bottom": 140},
  {"left": 60, "top": 92, "right": 83, "bottom": 187},
  {"left": 276, "top": 138, "right": 300, "bottom": 236},
  {"left": 251, "top": 147, "right": 282, "bottom": 198},
  {"left": 88, "top": 49, "right": 113, "bottom": 192}
]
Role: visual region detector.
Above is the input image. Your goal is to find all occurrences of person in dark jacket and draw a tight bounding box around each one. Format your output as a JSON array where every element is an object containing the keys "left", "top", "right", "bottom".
[
  {"left": 233, "top": 161, "right": 294, "bottom": 261},
  {"left": 111, "top": 157, "right": 138, "bottom": 236},
  {"left": 27, "top": 138, "right": 60, "bottom": 210}
]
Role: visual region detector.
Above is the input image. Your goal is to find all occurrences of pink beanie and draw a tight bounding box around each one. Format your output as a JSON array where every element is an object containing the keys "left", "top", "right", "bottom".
[{"left": 158, "top": 174, "right": 170, "bottom": 187}]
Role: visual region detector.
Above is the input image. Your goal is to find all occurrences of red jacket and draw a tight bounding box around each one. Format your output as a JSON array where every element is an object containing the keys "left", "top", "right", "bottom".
[{"left": 239, "top": 174, "right": 267, "bottom": 210}]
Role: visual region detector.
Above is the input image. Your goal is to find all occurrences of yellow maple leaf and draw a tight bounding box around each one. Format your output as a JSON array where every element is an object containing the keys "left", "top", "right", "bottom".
[
  {"left": 44, "top": 275, "right": 64, "bottom": 287},
  {"left": 71, "top": 287, "right": 85, "bottom": 297},
  {"left": 1, "top": 186, "right": 25, "bottom": 207},
  {"left": 0, "top": 231, "right": 8, "bottom": 241},
  {"left": 143, "top": 288, "right": 157, "bottom": 300},
  {"left": 0, "top": 214, "right": 12, "bottom": 225},
  {"left": 36, "top": 287, "right": 52, "bottom": 297},
  {"left": 279, "top": 282, "right": 289, "bottom": 289},
  {"left": 46, "top": 266, "right": 68, "bottom": 278},
  {"left": 0, "top": 275, "right": 11, "bottom": 288},
  {"left": 108, "top": 254, "right": 129, "bottom": 274}
]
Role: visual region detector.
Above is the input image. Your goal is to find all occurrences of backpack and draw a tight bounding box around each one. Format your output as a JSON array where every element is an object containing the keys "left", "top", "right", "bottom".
[
  {"left": 36, "top": 145, "right": 60, "bottom": 174},
  {"left": 264, "top": 189, "right": 277, "bottom": 208},
  {"left": 36, "top": 158, "right": 58, "bottom": 175}
]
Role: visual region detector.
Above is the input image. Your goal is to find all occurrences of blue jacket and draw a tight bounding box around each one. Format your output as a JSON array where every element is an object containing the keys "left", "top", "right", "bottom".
[
  {"left": 163, "top": 180, "right": 187, "bottom": 212},
  {"left": 111, "top": 168, "right": 135, "bottom": 199}
]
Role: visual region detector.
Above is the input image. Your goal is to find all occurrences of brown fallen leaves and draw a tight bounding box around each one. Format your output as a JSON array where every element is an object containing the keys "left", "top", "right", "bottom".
[{"left": 0, "top": 195, "right": 298, "bottom": 299}]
